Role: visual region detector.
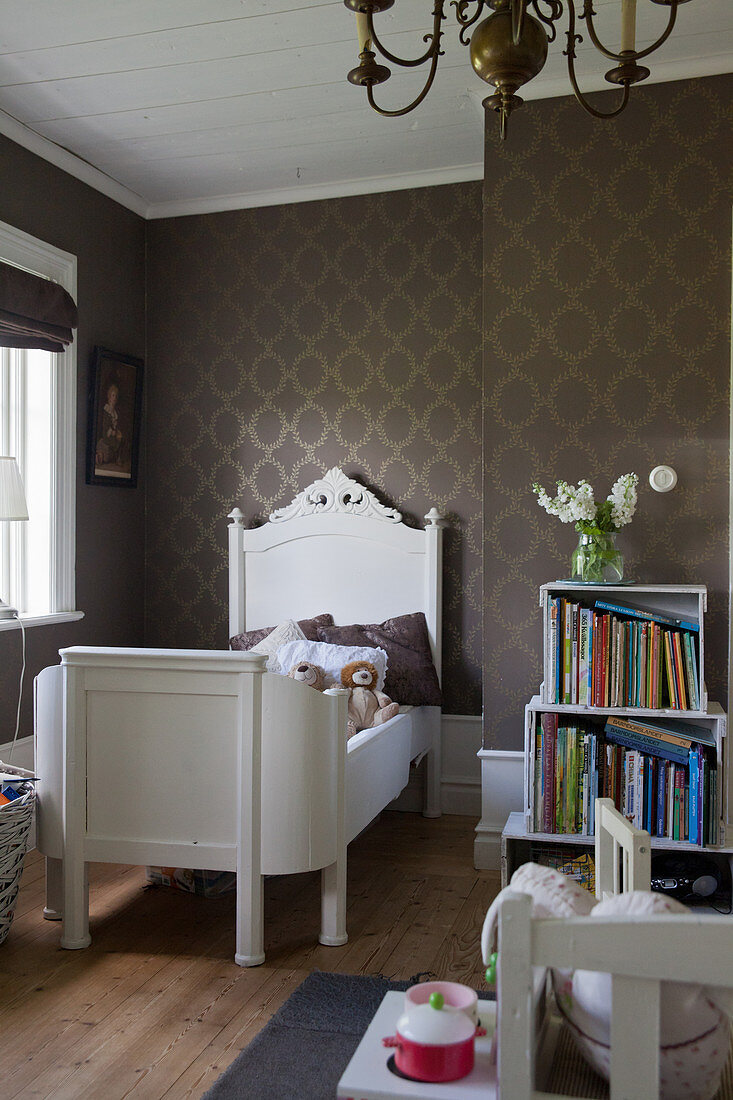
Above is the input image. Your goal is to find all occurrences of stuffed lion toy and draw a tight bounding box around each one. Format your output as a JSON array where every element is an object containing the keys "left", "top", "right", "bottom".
[
  {"left": 287, "top": 662, "right": 326, "bottom": 690},
  {"left": 340, "top": 660, "right": 399, "bottom": 738}
]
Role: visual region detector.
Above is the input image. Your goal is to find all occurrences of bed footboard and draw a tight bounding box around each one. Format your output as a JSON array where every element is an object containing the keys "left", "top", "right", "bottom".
[{"left": 35, "top": 647, "right": 349, "bottom": 966}]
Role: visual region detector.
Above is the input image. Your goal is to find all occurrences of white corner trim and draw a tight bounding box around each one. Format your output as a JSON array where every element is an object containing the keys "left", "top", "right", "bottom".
[
  {"left": 145, "top": 162, "right": 484, "bottom": 219},
  {"left": 0, "top": 109, "right": 148, "bottom": 218},
  {"left": 474, "top": 747, "right": 525, "bottom": 871}
]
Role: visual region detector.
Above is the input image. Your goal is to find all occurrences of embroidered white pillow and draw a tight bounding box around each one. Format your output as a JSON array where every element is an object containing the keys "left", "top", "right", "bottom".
[
  {"left": 250, "top": 619, "right": 306, "bottom": 673},
  {"left": 276, "top": 639, "right": 388, "bottom": 691}
]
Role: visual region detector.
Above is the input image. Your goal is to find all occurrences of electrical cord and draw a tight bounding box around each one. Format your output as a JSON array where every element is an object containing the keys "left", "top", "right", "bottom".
[{"left": 7, "top": 611, "right": 26, "bottom": 764}]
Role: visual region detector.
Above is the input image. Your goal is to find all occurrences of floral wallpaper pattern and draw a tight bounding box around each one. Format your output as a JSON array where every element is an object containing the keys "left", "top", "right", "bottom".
[
  {"left": 482, "top": 75, "right": 732, "bottom": 747},
  {"left": 145, "top": 184, "right": 483, "bottom": 716}
]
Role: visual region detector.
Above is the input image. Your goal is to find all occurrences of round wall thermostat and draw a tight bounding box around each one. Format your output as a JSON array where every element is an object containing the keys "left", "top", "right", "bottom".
[{"left": 649, "top": 465, "right": 677, "bottom": 493}]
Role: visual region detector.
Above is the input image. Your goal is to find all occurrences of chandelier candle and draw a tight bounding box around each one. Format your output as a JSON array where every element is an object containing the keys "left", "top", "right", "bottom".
[
  {"left": 621, "top": 0, "right": 637, "bottom": 52},
  {"left": 356, "top": 12, "right": 371, "bottom": 51}
]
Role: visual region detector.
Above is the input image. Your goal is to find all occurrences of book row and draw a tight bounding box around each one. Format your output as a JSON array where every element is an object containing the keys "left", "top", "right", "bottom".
[
  {"left": 529, "top": 713, "right": 717, "bottom": 845},
  {"left": 547, "top": 597, "right": 701, "bottom": 710}
]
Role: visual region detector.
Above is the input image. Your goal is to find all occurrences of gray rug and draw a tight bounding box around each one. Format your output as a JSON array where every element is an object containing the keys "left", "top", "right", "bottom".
[{"left": 203, "top": 971, "right": 484, "bottom": 1100}]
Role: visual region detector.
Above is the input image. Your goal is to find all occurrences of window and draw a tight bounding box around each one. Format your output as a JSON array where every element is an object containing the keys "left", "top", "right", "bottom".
[{"left": 0, "top": 220, "right": 81, "bottom": 627}]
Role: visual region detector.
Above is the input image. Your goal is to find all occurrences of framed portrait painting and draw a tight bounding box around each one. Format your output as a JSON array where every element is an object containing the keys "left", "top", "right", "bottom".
[{"left": 86, "top": 346, "right": 143, "bottom": 487}]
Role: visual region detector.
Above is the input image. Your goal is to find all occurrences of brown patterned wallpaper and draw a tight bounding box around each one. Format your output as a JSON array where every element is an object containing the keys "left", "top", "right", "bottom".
[
  {"left": 145, "top": 184, "right": 483, "bottom": 715},
  {"left": 482, "top": 75, "right": 733, "bottom": 748},
  {"left": 0, "top": 133, "right": 146, "bottom": 741}
]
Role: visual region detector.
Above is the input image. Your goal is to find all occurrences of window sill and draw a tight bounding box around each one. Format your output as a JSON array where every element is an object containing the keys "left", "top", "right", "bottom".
[{"left": 0, "top": 611, "right": 85, "bottom": 632}]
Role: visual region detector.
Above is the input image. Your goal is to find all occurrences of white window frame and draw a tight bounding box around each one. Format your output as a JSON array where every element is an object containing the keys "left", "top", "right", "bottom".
[{"left": 0, "top": 219, "right": 82, "bottom": 631}]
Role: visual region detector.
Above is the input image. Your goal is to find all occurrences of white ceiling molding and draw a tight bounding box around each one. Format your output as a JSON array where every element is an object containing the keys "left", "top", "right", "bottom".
[
  {"left": 146, "top": 161, "right": 485, "bottom": 219},
  {"left": 0, "top": 108, "right": 148, "bottom": 218}
]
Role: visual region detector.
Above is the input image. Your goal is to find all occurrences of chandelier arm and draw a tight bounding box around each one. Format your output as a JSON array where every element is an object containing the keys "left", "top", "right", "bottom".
[
  {"left": 566, "top": 40, "right": 632, "bottom": 118},
  {"left": 452, "top": 0, "right": 490, "bottom": 47},
  {"left": 365, "top": 50, "right": 441, "bottom": 116},
  {"left": 580, "top": 0, "right": 625, "bottom": 61},
  {"left": 565, "top": 0, "right": 631, "bottom": 119},
  {"left": 583, "top": 0, "right": 679, "bottom": 63},
  {"left": 629, "top": 1, "right": 679, "bottom": 62},
  {"left": 530, "top": 0, "right": 563, "bottom": 44},
  {"left": 367, "top": 1, "right": 445, "bottom": 69}
]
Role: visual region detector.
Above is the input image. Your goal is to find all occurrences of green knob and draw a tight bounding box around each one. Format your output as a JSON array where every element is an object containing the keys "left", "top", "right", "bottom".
[
  {"left": 429, "top": 991, "right": 444, "bottom": 1011},
  {"left": 485, "top": 952, "right": 498, "bottom": 985}
]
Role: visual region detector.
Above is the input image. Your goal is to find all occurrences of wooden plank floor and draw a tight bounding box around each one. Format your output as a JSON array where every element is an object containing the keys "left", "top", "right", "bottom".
[{"left": 0, "top": 812, "right": 500, "bottom": 1099}]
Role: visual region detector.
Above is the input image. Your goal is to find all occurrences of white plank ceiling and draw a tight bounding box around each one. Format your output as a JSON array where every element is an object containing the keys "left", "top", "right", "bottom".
[{"left": 0, "top": 0, "right": 730, "bottom": 219}]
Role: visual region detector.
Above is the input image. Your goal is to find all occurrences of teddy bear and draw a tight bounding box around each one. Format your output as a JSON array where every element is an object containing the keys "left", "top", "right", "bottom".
[
  {"left": 340, "top": 660, "right": 399, "bottom": 737},
  {"left": 287, "top": 662, "right": 326, "bottom": 690}
]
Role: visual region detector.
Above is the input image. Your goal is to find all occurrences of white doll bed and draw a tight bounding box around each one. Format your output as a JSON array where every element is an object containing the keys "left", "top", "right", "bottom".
[{"left": 34, "top": 468, "right": 444, "bottom": 966}]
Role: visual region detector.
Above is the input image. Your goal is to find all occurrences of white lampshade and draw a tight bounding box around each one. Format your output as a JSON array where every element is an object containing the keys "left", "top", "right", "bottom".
[{"left": 0, "top": 456, "right": 29, "bottom": 521}]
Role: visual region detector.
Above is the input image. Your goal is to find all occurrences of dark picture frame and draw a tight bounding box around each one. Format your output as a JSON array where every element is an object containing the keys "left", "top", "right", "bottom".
[{"left": 86, "top": 346, "right": 143, "bottom": 487}]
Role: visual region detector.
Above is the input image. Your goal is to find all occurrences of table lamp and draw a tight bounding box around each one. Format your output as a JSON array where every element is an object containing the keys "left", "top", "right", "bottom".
[{"left": 0, "top": 456, "right": 29, "bottom": 620}]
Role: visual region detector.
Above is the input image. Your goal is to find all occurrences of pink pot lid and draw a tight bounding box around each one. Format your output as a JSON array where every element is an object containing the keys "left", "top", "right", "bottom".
[{"left": 397, "top": 1004, "right": 475, "bottom": 1046}]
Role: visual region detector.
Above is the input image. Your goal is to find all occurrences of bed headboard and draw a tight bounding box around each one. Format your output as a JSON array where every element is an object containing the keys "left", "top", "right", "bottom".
[{"left": 227, "top": 467, "right": 445, "bottom": 680}]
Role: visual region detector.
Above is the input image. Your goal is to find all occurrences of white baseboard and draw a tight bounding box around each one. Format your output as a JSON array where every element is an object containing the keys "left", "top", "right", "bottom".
[
  {"left": 474, "top": 748, "right": 524, "bottom": 871},
  {"left": 390, "top": 714, "right": 482, "bottom": 816},
  {"left": 0, "top": 734, "right": 34, "bottom": 772}
]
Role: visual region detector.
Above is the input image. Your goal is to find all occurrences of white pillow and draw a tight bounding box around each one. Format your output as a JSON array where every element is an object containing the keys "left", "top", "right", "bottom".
[
  {"left": 249, "top": 619, "right": 306, "bottom": 673},
  {"left": 275, "top": 639, "right": 388, "bottom": 692}
]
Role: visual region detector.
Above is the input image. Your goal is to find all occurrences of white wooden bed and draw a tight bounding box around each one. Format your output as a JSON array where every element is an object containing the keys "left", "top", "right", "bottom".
[{"left": 34, "top": 468, "right": 444, "bottom": 966}]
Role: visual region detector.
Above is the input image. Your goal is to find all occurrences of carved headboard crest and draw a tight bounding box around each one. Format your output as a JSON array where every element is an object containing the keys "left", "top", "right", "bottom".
[{"left": 269, "top": 467, "right": 402, "bottom": 524}]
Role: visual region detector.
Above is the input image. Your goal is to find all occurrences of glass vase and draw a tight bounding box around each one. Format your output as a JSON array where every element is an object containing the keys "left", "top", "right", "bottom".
[{"left": 571, "top": 530, "right": 624, "bottom": 584}]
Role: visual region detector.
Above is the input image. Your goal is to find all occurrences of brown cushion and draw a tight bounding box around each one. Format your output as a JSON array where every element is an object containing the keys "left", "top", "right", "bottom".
[
  {"left": 318, "top": 612, "right": 441, "bottom": 707},
  {"left": 230, "top": 613, "right": 333, "bottom": 651}
]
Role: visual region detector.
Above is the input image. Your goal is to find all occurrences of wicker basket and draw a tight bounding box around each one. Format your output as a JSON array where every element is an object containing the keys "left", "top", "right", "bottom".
[{"left": 0, "top": 762, "right": 36, "bottom": 946}]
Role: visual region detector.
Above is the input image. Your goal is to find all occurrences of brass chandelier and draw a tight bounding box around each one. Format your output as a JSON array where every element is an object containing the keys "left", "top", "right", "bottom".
[{"left": 344, "top": 0, "right": 691, "bottom": 138}]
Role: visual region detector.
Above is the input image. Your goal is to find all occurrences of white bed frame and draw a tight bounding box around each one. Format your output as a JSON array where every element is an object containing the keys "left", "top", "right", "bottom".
[
  {"left": 229, "top": 466, "right": 445, "bottom": 838},
  {"left": 35, "top": 468, "right": 444, "bottom": 966}
]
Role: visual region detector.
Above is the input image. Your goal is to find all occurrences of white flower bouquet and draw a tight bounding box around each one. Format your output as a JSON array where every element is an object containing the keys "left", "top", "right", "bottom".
[{"left": 532, "top": 473, "right": 638, "bottom": 582}]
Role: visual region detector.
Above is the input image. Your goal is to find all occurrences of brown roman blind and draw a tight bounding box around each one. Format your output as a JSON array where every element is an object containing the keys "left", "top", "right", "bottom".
[{"left": 0, "top": 259, "right": 78, "bottom": 352}]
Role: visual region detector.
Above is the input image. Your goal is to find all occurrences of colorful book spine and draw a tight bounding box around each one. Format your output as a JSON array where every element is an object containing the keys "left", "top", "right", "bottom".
[
  {"left": 639, "top": 622, "right": 648, "bottom": 709},
  {"left": 549, "top": 599, "right": 559, "bottom": 703},
  {"left": 594, "top": 600, "right": 699, "bottom": 632},
  {"left": 541, "top": 712, "right": 557, "bottom": 833},
  {"left": 682, "top": 631, "right": 699, "bottom": 710},
  {"left": 603, "top": 715, "right": 694, "bottom": 749},
  {"left": 578, "top": 608, "right": 590, "bottom": 706},
  {"left": 617, "top": 714, "right": 714, "bottom": 747},
  {"left": 571, "top": 606, "right": 579, "bottom": 706},
  {"left": 689, "top": 747, "right": 700, "bottom": 846},
  {"left": 555, "top": 598, "right": 563, "bottom": 703},
  {"left": 555, "top": 727, "right": 565, "bottom": 833},
  {"left": 671, "top": 631, "right": 687, "bottom": 710},
  {"left": 663, "top": 631, "right": 677, "bottom": 707},
  {"left": 656, "top": 759, "right": 667, "bottom": 837},
  {"left": 604, "top": 725, "right": 689, "bottom": 766},
  {"left": 563, "top": 601, "right": 573, "bottom": 704}
]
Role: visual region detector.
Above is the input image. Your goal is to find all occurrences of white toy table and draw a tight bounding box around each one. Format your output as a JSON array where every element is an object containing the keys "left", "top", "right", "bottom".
[{"left": 337, "top": 992, "right": 497, "bottom": 1100}]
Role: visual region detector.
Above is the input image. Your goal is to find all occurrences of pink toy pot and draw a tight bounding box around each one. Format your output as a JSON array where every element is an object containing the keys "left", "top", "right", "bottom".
[{"left": 383, "top": 989, "right": 484, "bottom": 1083}]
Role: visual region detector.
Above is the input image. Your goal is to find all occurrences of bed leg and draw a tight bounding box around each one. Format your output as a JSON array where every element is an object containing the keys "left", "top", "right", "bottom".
[
  {"left": 43, "top": 856, "right": 63, "bottom": 920},
  {"left": 423, "top": 714, "right": 442, "bottom": 818},
  {"left": 235, "top": 875, "right": 265, "bottom": 967},
  {"left": 60, "top": 859, "right": 90, "bottom": 950},
  {"left": 320, "top": 859, "right": 348, "bottom": 946}
]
